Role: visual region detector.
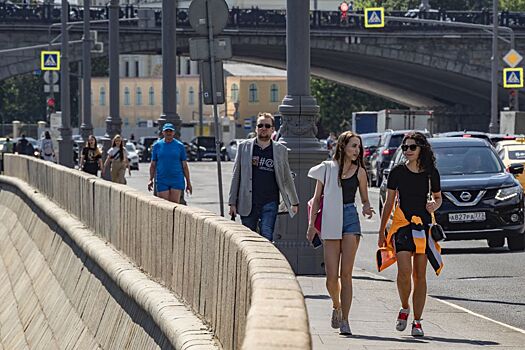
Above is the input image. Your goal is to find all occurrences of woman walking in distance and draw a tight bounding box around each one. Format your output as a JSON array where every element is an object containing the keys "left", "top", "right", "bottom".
[
  {"left": 378, "top": 131, "right": 443, "bottom": 337},
  {"left": 307, "top": 131, "right": 375, "bottom": 335},
  {"left": 79, "top": 135, "right": 103, "bottom": 176},
  {"left": 104, "top": 134, "right": 130, "bottom": 184}
]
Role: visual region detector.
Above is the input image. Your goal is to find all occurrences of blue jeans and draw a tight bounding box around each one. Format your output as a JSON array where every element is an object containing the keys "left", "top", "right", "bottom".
[{"left": 241, "top": 201, "right": 278, "bottom": 241}]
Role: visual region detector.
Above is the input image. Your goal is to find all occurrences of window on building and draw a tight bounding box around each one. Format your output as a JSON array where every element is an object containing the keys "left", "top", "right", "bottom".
[
  {"left": 186, "top": 59, "right": 191, "bottom": 75},
  {"left": 149, "top": 87, "right": 155, "bottom": 105},
  {"left": 136, "top": 87, "right": 142, "bottom": 105},
  {"left": 188, "top": 87, "right": 194, "bottom": 105},
  {"left": 124, "top": 87, "right": 130, "bottom": 106},
  {"left": 135, "top": 61, "right": 140, "bottom": 77},
  {"left": 230, "top": 83, "right": 239, "bottom": 102},
  {"left": 270, "top": 84, "right": 279, "bottom": 102},
  {"left": 99, "top": 86, "right": 106, "bottom": 106},
  {"left": 249, "top": 83, "right": 258, "bottom": 102},
  {"left": 125, "top": 61, "right": 129, "bottom": 77}
]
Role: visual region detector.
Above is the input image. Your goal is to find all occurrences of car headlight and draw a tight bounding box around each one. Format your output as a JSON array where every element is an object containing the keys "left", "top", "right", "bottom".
[{"left": 496, "top": 185, "right": 521, "bottom": 201}]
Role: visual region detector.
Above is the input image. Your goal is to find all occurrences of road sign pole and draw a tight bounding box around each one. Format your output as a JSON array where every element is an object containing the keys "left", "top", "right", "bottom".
[
  {"left": 490, "top": 0, "right": 499, "bottom": 133},
  {"left": 205, "top": 0, "right": 225, "bottom": 217},
  {"left": 58, "top": 0, "right": 73, "bottom": 167},
  {"left": 81, "top": 0, "right": 93, "bottom": 142}
]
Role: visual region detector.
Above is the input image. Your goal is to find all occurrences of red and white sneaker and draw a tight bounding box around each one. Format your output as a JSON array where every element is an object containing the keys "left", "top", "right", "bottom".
[
  {"left": 411, "top": 320, "right": 424, "bottom": 337},
  {"left": 396, "top": 308, "right": 410, "bottom": 331}
]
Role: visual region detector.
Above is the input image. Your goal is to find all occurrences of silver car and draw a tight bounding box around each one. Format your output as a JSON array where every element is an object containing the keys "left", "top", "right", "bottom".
[
  {"left": 226, "top": 139, "right": 243, "bottom": 161},
  {"left": 125, "top": 143, "right": 140, "bottom": 170}
]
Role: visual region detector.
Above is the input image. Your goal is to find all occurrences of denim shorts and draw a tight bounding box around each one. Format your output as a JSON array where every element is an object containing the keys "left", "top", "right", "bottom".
[{"left": 342, "top": 203, "right": 361, "bottom": 235}]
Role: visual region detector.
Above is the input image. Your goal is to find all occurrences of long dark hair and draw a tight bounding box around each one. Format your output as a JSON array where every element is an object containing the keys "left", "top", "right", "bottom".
[
  {"left": 333, "top": 131, "right": 366, "bottom": 186},
  {"left": 85, "top": 135, "right": 101, "bottom": 157},
  {"left": 402, "top": 131, "right": 436, "bottom": 172}
]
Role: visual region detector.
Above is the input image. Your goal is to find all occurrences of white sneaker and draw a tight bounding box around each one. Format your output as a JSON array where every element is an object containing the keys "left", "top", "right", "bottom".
[
  {"left": 331, "top": 308, "right": 342, "bottom": 329},
  {"left": 339, "top": 320, "right": 352, "bottom": 335},
  {"left": 396, "top": 308, "right": 410, "bottom": 331},
  {"left": 411, "top": 320, "right": 424, "bottom": 337}
]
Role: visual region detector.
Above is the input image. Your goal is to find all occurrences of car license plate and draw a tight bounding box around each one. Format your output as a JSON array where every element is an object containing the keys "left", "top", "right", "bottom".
[{"left": 448, "top": 212, "right": 486, "bottom": 223}]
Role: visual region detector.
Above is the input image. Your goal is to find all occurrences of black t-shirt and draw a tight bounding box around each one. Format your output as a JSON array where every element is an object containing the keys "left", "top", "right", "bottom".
[
  {"left": 82, "top": 147, "right": 101, "bottom": 175},
  {"left": 342, "top": 168, "right": 359, "bottom": 204},
  {"left": 251, "top": 142, "right": 279, "bottom": 205},
  {"left": 387, "top": 164, "right": 441, "bottom": 224}
]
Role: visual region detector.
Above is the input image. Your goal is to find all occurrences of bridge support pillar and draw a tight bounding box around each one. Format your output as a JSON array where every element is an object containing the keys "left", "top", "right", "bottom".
[
  {"left": 276, "top": 0, "right": 326, "bottom": 275},
  {"left": 58, "top": 0, "right": 73, "bottom": 168},
  {"left": 157, "top": 0, "right": 181, "bottom": 133},
  {"left": 80, "top": 0, "right": 93, "bottom": 143}
]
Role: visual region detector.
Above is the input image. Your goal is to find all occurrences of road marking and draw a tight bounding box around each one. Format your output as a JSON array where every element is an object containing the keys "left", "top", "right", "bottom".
[{"left": 359, "top": 269, "right": 525, "bottom": 335}]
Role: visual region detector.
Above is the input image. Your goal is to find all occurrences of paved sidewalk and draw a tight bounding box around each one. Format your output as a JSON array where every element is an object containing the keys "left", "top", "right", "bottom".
[{"left": 299, "top": 269, "right": 525, "bottom": 349}]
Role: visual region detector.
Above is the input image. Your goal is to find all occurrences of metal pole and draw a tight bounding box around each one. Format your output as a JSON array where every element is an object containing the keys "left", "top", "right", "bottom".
[
  {"left": 104, "top": 0, "right": 121, "bottom": 139},
  {"left": 205, "top": 0, "right": 225, "bottom": 217},
  {"left": 490, "top": 0, "right": 499, "bottom": 132},
  {"left": 81, "top": 0, "right": 93, "bottom": 142},
  {"left": 58, "top": 0, "right": 73, "bottom": 167},
  {"left": 199, "top": 72, "right": 203, "bottom": 136},
  {"left": 158, "top": 0, "right": 180, "bottom": 132}
]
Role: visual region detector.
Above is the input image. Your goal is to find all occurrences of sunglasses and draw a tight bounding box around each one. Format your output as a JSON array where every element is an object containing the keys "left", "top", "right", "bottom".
[
  {"left": 401, "top": 144, "right": 419, "bottom": 152},
  {"left": 257, "top": 123, "right": 273, "bottom": 129}
]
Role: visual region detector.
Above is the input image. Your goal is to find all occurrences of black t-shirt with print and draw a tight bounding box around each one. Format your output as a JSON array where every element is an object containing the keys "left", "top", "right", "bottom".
[
  {"left": 387, "top": 164, "right": 441, "bottom": 224},
  {"left": 82, "top": 147, "right": 101, "bottom": 175},
  {"left": 251, "top": 142, "right": 279, "bottom": 205}
]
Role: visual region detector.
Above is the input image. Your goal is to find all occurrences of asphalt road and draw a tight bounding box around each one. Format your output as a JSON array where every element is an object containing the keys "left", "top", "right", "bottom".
[{"left": 126, "top": 161, "right": 525, "bottom": 331}]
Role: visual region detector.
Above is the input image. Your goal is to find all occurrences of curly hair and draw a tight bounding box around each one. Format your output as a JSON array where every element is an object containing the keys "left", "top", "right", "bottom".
[
  {"left": 402, "top": 131, "right": 436, "bottom": 172},
  {"left": 333, "top": 131, "right": 366, "bottom": 186}
]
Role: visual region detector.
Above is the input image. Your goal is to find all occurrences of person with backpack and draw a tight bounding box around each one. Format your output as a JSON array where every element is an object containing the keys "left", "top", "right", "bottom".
[
  {"left": 104, "top": 134, "right": 130, "bottom": 184},
  {"left": 40, "top": 131, "right": 55, "bottom": 162},
  {"left": 15, "top": 134, "right": 34, "bottom": 156}
]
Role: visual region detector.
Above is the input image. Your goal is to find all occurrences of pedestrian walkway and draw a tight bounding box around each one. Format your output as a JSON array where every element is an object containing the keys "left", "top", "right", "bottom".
[{"left": 300, "top": 269, "right": 525, "bottom": 349}]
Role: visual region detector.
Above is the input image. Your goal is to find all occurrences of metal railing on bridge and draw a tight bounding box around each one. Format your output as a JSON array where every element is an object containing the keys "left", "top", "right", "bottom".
[{"left": 1, "top": 4, "right": 525, "bottom": 29}]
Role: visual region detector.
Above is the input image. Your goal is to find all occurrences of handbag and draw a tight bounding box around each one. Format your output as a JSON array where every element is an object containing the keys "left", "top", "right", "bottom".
[
  {"left": 307, "top": 163, "right": 327, "bottom": 234},
  {"left": 428, "top": 176, "right": 446, "bottom": 242}
]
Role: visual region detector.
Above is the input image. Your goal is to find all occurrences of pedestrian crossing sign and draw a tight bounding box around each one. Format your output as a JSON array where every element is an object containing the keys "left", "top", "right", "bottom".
[
  {"left": 41, "top": 51, "right": 60, "bottom": 71},
  {"left": 365, "top": 7, "right": 384, "bottom": 28},
  {"left": 503, "top": 67, "right": 524, "bottom": 89}
]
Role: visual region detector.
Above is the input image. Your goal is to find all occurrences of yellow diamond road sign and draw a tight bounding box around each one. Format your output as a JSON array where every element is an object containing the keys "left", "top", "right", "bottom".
[
  {"left": 41, "top": 51, "right": 60, "bottom": 71},
  {"left": 503, "top": 49, "right": 523, "bottom": 68},
  {"left": 503, "top": 67, "right": 524, "bottom": 89},
  {"left": 365, "top": 7, "right": 384, "bottom": 28}
]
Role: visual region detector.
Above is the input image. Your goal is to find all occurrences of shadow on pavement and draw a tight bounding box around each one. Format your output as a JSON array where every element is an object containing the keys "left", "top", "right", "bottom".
[
  {"left": 303, "top": 294, "right": 331, "bottom": 300},
  {"left": 353, "top": 275, "right": 394, "bottom": 283},
  {"left": 349, "top": 334, "right": 498, "bottom": 346},
  {"left": 431, "top": 294, "right": 525, "bottom": 307},
  {"left": 423, "top": 336, "right": 499, "bottom": 346},
  {"left": 346, "top": 334, "right": 426, "bottom": 343}
]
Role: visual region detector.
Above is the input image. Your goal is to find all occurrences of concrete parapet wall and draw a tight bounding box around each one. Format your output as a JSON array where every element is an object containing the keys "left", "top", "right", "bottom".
[
  {"left": 3, "top": 155, "right": 311, "bottom": 350},
  {"left": 0, "top": 176, "right": 219, "bottom": 349}
]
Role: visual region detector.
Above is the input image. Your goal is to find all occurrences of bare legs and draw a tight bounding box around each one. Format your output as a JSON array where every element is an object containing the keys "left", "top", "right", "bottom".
[
  {"left": 323, "top": 235, "right": 360, "bottom": 321},
  {"left": 396, "top": 252, "right": 428, "bottom": 319},
  {"left": 157, "top": 189, "right": 182, "bottom": 203}
]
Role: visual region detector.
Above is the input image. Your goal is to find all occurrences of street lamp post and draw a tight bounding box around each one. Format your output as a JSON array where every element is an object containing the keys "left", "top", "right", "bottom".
[
  {"left": 158, "top": 0, "right": 181, "bottom": 132},
  {"left": 58, "top": 0, "right": 73, "bottom": 167},
  {"left": 104, "top": 0, "right": 121, "bottom": 140},
  {"left": 80, "top": 0, "right": 93, "bottom": 142},
  {"left": 276, "top": 0, "right": 326, "bottom": 275}
]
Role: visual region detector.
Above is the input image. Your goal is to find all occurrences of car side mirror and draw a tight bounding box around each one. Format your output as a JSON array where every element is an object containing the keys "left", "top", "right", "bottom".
[{"left": 509, "top": 163, "right": 524, "bottom": 175}]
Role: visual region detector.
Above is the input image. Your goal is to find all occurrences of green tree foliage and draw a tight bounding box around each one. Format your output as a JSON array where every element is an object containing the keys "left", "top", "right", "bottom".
[
  {"left": 500, "top": 0, "right": 525, "bottom": 11},
  {"left": 311, "top": 78, "right": 404, "bottom": 136},
  {"left": 0, "top": 73, "right": 46, "bottom": 124}
]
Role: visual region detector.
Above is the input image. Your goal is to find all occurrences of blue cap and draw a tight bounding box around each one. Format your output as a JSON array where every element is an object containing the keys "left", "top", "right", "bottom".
[{"left": 162, "top": 123, "right": 175, "bottom": 131}]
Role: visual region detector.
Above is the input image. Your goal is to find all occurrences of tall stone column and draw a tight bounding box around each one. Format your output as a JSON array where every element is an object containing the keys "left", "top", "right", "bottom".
[
  {"left": 275, "top": 0, "right": 326, "bottom": 275},
  {"left": 80, "top": 0, "right": 93, "bottom": 142},
  {"left": 157, "top": 0, "right": 181, "bottom": 133},
  {"left": 58, "top": 0, "right": 73, "bottom": 167},
  {"left": 104, "top": 0, "right": 121, "bottom": 139}
]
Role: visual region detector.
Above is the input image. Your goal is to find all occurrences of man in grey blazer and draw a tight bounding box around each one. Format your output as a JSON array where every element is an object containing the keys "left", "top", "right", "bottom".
[{"left": 228, "top": 113, "right": 299, "bottom": 241}]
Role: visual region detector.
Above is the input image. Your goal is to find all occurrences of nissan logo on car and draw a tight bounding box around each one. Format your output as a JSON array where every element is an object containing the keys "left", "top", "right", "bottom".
[{"left": 460, "top": 191, "right": 472, "bottom": 202}]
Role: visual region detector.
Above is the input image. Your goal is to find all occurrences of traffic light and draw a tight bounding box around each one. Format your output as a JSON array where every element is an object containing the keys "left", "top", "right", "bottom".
[{"left": 509, "top": 90, "right": 516, "bottom": 111}]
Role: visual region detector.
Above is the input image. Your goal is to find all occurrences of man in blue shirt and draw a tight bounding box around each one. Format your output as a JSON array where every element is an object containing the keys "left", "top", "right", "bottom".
[{"left": 148, "top": 123, "right": 192, "bottom": 203}]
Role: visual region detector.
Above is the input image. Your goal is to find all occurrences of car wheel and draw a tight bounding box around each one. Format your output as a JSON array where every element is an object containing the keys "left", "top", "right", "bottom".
[
  {"left": 507, "top": 234, "right": 525, "bottom": 251},
  {"left": 487, "top": 237, "right": 505, "bottom": 248}
]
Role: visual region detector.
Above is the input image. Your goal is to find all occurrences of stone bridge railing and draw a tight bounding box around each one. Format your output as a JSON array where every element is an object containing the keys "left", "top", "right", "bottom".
[{"left": 2, "top": 155, "right": 310, "bottom": 350}]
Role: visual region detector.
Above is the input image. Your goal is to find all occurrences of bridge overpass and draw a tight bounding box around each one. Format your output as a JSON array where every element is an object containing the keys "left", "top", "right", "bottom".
[
  {"left": 2, "top": 6, "right": 525, "bottom": 130},
  {"left": 0, "top": 154, "right": 310, "bottom": 349}
]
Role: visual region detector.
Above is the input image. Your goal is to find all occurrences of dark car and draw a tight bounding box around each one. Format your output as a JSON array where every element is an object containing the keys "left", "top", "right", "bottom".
[
  {"left": 435, "top": 131, "right": 492, "bottom": 144},
  {"left": 189, "top": 136, "right": 227, "bottom": 161},
  {"left": 360, "top": 133, "right": 382, "bottom": 185},
  {"left": 379, "top": 138, "right": 525, "bottom": 251},
  {"left": 137, "top": 136, "right": 159, "bottom": 162},
  {"left": 371, "top": 130, "right": 431, "bottom": 187}
]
